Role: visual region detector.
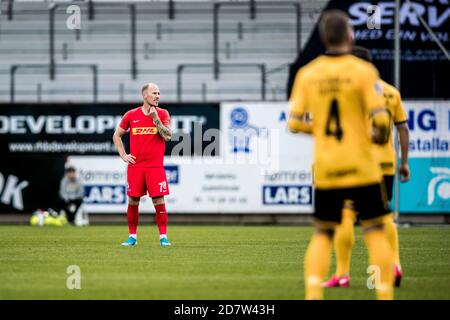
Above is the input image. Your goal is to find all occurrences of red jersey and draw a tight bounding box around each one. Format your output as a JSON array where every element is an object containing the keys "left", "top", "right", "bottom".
[{"left": 119, "top": 106, "right": 170, "bottom": 168}]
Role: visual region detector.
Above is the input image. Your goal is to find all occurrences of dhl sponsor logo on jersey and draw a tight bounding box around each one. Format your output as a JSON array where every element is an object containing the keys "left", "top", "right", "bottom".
[{"left": 132, "top": 127, "right": 157, "bottom": 135}]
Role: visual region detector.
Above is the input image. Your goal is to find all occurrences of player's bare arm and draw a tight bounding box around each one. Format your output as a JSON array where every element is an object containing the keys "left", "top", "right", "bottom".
[
  {"left": 150, "top": 106, "right": 172, "bottom": 141},
  {"left": 396, "top": 122, "right": 410, "bottom": 182},
  {"left": 113, "top": 127, "right": 136, "bottom": 164}
]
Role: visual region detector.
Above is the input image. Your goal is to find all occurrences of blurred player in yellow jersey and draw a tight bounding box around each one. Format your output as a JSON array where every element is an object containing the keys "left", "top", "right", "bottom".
[
  {"left": 322, "top": 46, "right": 410, "bottom": 289},
  {"left": 288, "top": 10, "right": 394, "bottom": 300}
]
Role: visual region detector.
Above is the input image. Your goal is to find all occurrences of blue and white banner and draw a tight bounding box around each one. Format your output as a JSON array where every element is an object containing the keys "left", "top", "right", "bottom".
[
  {"left": 220, "top": 102, "right": 314, "bottom": 213},
  {"left": 398, "top": 101, "right": 450, "bottom": 213},
  {"left": 67, "top": 155, "right": 314, "bottom": 214},
  {"left": 405, "top": 101, "right": 450, "bottom": 158}
]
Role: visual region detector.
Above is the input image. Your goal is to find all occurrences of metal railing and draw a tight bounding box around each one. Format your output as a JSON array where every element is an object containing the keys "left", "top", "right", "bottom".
[
  {"left": 5, "top": 0, "right": 14, "bottom": 20},
  {"left": 47, "top": 2, "right": 138, "bottom": 80},
  {"left": 213, "top": 1, "right": 301, "bottom": 79},
  {"left": 1, "top": 1, "right": 304, "bottom": 103},
  {"left": 177, "top": 63, "right": 266, "bottom": 102},
  {"left": 10, "top": 64, "right": 98, "bottom": 103},
  {"left": 70, "top": 0, "right": 175, "bottom": 21},
  {"left": 130, "top": 4, "right": 137, "bottom": 79}
]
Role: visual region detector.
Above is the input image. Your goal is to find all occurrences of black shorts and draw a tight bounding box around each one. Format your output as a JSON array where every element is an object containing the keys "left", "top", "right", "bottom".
[
  {"left": 382, "top": 175, "right": 394, "bottom": 201},
  {"left": 314, "top": 183, "right": 389, "bottom": 223}
]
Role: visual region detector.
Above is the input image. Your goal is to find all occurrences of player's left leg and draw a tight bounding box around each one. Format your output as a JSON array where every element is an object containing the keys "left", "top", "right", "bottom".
[
  {"left": 152, "top": 196, "right": 170, "bottom": 247},
  {"left": 383, "top": 214, "right": 402, "bottom": 286},
  {"left": 322, "top": 202, "right": 356, "bottom": 288},
  {"left": 145, "top": 167, "right": 171, "bottom": 247},
  {"left": 382, "top": 175, "right": 402, "bottom": 287}
]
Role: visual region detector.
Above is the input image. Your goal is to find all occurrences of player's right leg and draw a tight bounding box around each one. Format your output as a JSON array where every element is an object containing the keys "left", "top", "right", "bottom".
[
  {"left": 122, "top": 196, "right": 140, "bottom": 246},
  {"left": 305, "top": 222, "right": 335, "bottom": 300},
  {"left": 121, "top": 167, "right": 146, "bottom": 247},
  {"left": 305, "top": 188, "right": 343, "bottom": 300}
]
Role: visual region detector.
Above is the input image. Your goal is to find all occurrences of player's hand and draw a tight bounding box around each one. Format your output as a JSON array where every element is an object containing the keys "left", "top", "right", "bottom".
[
  {"left": 398, "top": 163, "right": 410, "bottom": 183},
  {"left": 149, "top": 106, "right": 158, "bottom": 120},
  {"left": 121, "top": 154, "right": 136, "bottom": 164}
]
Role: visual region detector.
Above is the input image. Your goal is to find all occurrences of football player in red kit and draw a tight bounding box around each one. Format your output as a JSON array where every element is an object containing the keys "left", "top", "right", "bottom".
[{"left": 113, "top": 83, "right": 172, "bottom": 247}]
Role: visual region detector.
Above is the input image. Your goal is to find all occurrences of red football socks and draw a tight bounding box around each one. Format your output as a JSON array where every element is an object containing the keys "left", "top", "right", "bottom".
[
  {"left": 155, "top": 203, "right": 168, "bottom": 235},
  {"left": 127, "top": 204, "right": 139, "bottom": 235}
]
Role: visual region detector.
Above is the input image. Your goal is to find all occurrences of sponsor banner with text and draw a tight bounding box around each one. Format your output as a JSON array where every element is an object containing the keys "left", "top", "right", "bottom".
[
  {"left": 395, "top": 101, "right": 450, "bottom": 213},
  {"left": 0, "top": 103, "right": 220, "bottom": 157},
  {"left": 66, "top": 156, "right": 313, "bottom": 214},
  {"left": 287, "top": 0, "right": 450, "bottom": 99}
]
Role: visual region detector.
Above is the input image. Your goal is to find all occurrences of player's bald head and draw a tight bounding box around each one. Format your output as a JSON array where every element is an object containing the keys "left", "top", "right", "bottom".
[
  {"left": 141, "top": 83, "right": 159, "bottom": 95},
  {"left": 319, "top": 10, "right": 353, "bottom": 48}
]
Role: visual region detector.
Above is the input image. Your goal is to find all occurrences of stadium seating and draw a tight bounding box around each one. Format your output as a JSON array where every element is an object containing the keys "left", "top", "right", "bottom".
[{"left": 0, "top": 0, "right": 328, "bottom": 102}]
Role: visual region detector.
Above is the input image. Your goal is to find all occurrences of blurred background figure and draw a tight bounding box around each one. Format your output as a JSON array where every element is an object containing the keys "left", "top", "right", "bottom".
[{"left": 58, "top": 166, "right": 89, "bottom": 226}]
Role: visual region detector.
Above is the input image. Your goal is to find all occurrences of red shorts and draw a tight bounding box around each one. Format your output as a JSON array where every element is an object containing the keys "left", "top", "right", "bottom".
[{"left": 127, "top": 166, "right": 170, "bottom": 198}]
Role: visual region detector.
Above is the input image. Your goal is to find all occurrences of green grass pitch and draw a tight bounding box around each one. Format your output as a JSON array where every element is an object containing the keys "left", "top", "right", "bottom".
[{"left": 0, "top": 225, "right": 449, "bottom": 299}]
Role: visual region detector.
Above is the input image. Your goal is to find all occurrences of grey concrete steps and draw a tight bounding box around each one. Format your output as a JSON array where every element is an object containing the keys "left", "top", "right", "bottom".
[{"left": 0, "top": 0, "right": 327, "bottom": 102}]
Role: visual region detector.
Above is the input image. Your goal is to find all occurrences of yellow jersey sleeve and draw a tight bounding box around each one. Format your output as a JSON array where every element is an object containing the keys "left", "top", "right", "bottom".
[
  {"left": 362, "top": 67, "right": 390, "bottom": 142},
  {"left": 288, "top": 70, "right": 312, "bottom": 133},
  {"left": 361, "top": 67, "right": 385, "bottom": 114}
]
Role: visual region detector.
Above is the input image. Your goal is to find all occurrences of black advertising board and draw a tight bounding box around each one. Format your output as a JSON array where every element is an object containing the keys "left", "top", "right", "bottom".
[
  {"left": 287, "top": 0, "right": 450, "bottom": 99},
  {"left": 0, "top": 103, "right": 220, "bottom": 157},
  {"left": 0, "top": 155, "right": 66, "bottom": 213}
]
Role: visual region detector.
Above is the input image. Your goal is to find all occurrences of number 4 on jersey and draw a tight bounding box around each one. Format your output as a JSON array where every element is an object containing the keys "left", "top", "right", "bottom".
[{"left": 325, "top": 98, "right": 344, "bottom": 141}]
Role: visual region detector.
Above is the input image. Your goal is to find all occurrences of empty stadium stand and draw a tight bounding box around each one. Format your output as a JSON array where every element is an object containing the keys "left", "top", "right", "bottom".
[{"left": 0, "top": 0, "right": 328, "bottom": 102}]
